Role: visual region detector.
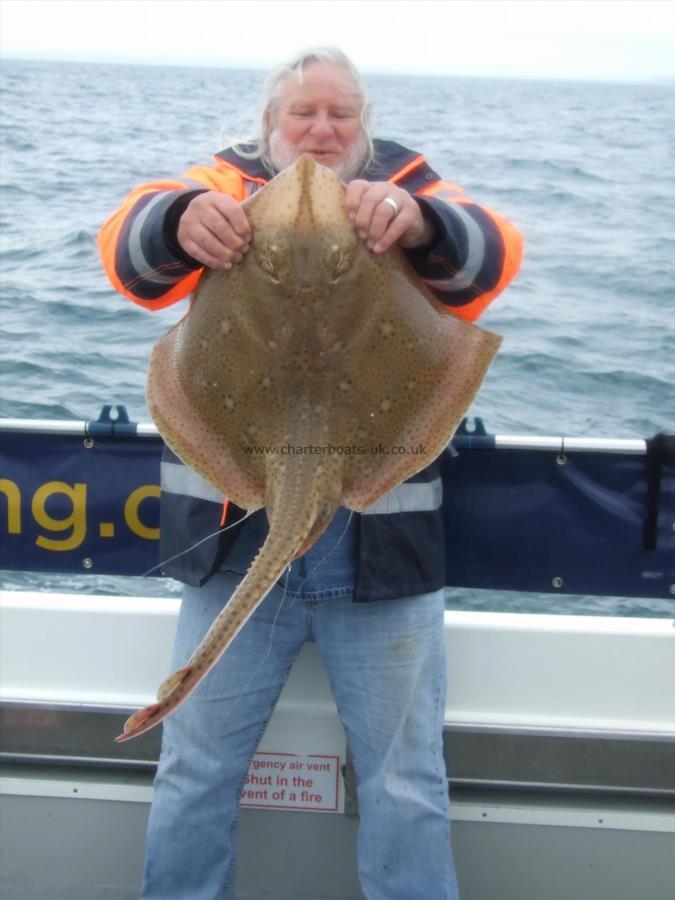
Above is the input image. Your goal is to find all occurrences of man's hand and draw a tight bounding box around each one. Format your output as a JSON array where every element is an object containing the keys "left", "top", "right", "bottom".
[
  {"left": 177, "top": 192, "right": 252, "bottom": 270},
  {"left": 345, "top": 181, "right": 434, "bottom": 255}
]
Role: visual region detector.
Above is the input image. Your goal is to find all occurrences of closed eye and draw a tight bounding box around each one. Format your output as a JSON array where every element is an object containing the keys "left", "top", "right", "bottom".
[
  {"left": 255, "top": 243, "right": 285, "bottom": 283},
  {"left": 258, "top": 255, "right": 281, "bottom": 283},
  {"left": 328, "top": 245, "right": 355, "bottom": 283}
]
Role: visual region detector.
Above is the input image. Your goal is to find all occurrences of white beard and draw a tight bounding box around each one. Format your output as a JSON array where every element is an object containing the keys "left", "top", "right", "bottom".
[{"left": 268, "top": 130, "right": 369, "bottom": 182}]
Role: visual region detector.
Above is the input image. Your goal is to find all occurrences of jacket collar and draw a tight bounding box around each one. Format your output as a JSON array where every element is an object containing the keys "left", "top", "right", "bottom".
[
  {"left": 215, "top": 145, "right": 273, "bottom": 183},
  {"left": 216, "top": 139, "right": 440, "bottom": 189}
]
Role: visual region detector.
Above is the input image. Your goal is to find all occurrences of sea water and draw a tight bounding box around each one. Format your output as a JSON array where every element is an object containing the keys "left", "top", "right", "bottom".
[{"left": 1, "top": 59, "right": 673, "bottom": 615}]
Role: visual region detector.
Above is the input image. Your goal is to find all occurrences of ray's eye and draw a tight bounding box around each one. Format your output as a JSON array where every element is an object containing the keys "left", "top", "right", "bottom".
[
  {"left": 328, "top": 245, "right": 354, "bottom": 283},
  {"left": 256, "top": 243, "right": 283, "bottom": 284}
]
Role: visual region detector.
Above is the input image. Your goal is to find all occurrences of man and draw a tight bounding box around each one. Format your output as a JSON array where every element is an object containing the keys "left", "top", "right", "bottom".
[{"left": 100, "top": 47, "right": 522, "bottom": 900}]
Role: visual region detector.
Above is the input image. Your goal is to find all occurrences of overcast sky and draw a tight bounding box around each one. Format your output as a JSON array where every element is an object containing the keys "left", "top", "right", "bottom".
[{"left": 1, "top": 0, "right": 674, "bottom": 82}]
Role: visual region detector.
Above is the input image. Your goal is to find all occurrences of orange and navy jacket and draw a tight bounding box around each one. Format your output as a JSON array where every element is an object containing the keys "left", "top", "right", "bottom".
[
  {"left": 99, "top": 139, "right": 522, "bottom": 322},
  {"left": 98, "top": 140, "right": 523, "bottom": 591}
]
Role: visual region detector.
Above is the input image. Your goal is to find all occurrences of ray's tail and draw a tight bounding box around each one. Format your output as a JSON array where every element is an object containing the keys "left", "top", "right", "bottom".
[
  {"left": 115, "top": 461, "right": 340, "bottom": 743},
  {"left": 115, "top": 523, "right": 308, "bottom": 742}
]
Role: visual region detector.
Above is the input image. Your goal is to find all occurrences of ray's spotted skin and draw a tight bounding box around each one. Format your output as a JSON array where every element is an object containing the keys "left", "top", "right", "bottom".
[{"left": 115, "top": 155, "right": 501, "bottom": 742}]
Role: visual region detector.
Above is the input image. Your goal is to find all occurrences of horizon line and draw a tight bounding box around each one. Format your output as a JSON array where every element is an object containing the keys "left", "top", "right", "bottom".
[{"left": 2, "top": 52, "right": 672, "bottom": 87}]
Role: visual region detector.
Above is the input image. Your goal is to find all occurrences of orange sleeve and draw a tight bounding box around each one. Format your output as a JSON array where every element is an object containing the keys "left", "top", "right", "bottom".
[
  {"left": 450, "top": 203, "right": 523, "bottom": 323},
  {"left": 415, "top": 180, "right": 524, "bottom": 322},
  {"left": 98, "top": 164, "right": 247, "bottom": 309}
]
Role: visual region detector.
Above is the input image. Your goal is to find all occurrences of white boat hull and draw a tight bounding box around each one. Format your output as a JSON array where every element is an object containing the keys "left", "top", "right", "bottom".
[{"left": 1, "top": 590, "right": 674, "bottom": 898}]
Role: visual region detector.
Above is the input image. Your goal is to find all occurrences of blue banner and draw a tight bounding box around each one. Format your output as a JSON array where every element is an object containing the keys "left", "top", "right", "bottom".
[
  {"left": 0, "top": 431, "right": 162, "bottom": 576},
  {"left": 441, "top": 446, "right": 674, "bottom": 600},
  {"left": 1, "top": 424, "right": 673, "bottom": 598}
]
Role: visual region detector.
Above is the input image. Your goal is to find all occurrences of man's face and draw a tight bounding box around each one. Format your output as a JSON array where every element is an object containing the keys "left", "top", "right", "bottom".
[{"left": 267, "top": 61, "right": 368, "bottom": 181}]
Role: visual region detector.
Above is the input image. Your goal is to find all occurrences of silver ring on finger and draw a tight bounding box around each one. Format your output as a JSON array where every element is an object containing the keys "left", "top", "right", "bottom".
[{"left": 382, "top": 196, "right": 399, "bottom": 216}]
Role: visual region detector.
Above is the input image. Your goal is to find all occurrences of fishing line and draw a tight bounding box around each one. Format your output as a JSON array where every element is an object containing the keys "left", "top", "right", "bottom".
[
  {"left": 287, "top": 510, "right": 356, "bottom": 608},
  {"left": 225, "top": 511, "right": 356, "bottom": 716},
  {"left": 140, "top": 509, "right": 257, "bottom": 578},
  {"left": 225, "top": 564, "right": 293, "bottom": 720}
]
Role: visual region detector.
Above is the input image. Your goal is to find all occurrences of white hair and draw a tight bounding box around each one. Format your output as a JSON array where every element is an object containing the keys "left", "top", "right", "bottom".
[{"left": 231, "top": 46, "right": 374, "bottom": 174}]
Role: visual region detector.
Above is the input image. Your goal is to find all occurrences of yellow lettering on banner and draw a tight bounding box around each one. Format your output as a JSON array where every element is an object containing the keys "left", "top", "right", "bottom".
[
  {"left": 0, "top": 479, "right": 22, "bottom": 534},
  {"left": 125, "top": 485, "right": 160, "bottom": 540},
  {"left": 32, "top": 482, "right": 87, "bottom": 551}
]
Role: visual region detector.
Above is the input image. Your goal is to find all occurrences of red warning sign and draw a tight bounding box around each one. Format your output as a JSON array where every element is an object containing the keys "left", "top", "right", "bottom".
[{"left": 240, "top": 752, "right": 341, "bottom": 813}]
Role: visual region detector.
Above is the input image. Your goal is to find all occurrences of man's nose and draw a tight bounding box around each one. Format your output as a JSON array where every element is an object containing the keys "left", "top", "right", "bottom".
[{"left": 310, "top": 113, "right": 334, "bottom": 137}]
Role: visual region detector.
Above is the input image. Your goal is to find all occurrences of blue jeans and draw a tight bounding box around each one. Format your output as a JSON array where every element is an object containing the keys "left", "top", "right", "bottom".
[{"left": 141, "top": 513, "right": 458, "bottom": 899}]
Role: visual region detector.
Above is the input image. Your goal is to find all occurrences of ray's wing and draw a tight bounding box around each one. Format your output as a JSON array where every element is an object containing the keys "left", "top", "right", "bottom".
[
  {"left": 146, "top": 157, "right": 343, "bottom": 513},
  {"left": 334, "top": 250, "right": 502, "bottom": 510},
  {"left": 146, "top": 261, "right": 287, "bottom": 512}
]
